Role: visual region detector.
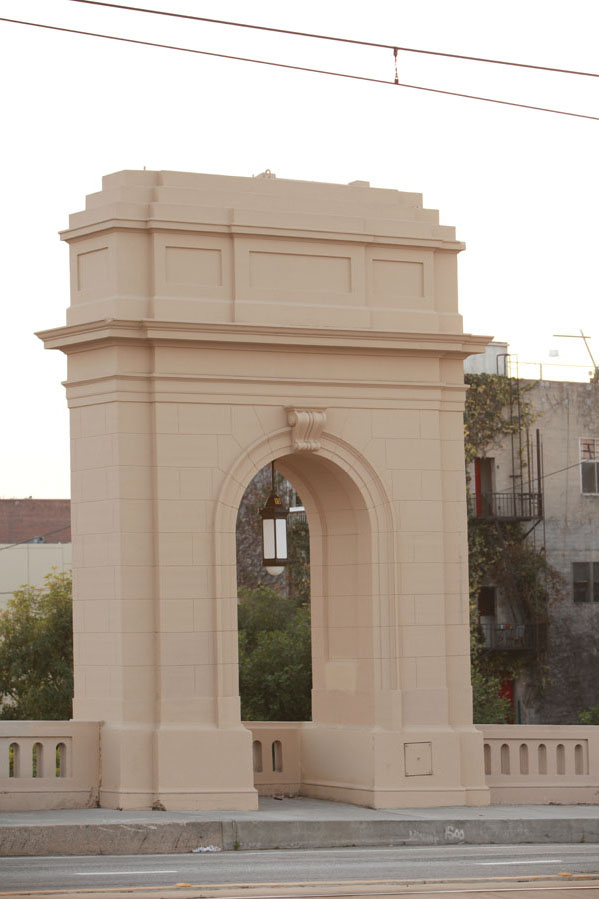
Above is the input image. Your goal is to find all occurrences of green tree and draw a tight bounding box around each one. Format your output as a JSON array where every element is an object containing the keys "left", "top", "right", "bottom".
[
  {"left": 237, "top": 585, "right": 297, "bottom": 647},
  {"left": 0, "top": 570, "right": 73, "bottom": 720},
  {"left": 579, "top": 705, "right": 599, "bottom": 725},
  {"left": 238, "top": 586, "right": 311, "bottom": 721}
]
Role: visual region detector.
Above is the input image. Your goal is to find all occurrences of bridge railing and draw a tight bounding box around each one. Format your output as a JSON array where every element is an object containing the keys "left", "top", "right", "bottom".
[
  {"left": 478, "top": 724, "right": 599, "bottom": 804},
  {"left": 244, "top": 721, "right": 304, "bottom": 796},
  {"left": 2, "top": 720, "right": 599, "bottom": 808},
  {"left": 0, "top": 720, "right": 99, "bottom": 810}
]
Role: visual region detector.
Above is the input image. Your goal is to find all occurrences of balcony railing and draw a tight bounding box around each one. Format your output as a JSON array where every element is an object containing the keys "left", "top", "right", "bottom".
[
  {"left": 480, "top": 622, "right": 547, "bottom": 652},
  {"left": 468, "top": 491, "right": 542, "bottom": 521}
]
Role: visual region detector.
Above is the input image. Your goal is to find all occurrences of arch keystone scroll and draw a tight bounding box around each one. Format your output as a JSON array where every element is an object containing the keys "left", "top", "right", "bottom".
[{"left": 287, "top": 408, "right": 327, "bottom": 452}]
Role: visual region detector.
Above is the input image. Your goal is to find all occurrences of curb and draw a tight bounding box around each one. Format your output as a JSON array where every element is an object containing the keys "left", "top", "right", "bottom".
[{"left": 2, "top": 815, "right": 599, "bottom": 856}]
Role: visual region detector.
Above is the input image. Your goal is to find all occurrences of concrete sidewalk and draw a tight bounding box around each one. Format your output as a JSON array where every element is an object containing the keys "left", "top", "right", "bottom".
[{"left": 1, "top": 797, "right": 599, "bottom": 856}]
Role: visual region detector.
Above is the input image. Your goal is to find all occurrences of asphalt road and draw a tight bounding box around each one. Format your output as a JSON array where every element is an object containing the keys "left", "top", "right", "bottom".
[{"left": 1, "top": 843, "right": 598, "bottom": 892}]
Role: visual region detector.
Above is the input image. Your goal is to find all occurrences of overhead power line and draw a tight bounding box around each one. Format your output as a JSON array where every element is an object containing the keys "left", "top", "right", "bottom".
[
  {"left": 0, "top": 524, "right": 71, "bottom": 553},
  {"left": 69, "top": 0, "right": 598, "bottom": 78},
  {"left": 541, "top": 460, "right": 584, "bottom": 480},
  {"left": 0, "top": 17, "right": 597, "bottom": 121}
]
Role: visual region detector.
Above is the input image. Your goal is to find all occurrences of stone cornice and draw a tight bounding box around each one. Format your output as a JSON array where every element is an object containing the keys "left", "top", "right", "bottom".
[
  {"left": 62, "top": 372, "right": 468, "bottom": 394},
  {"left": 37, "top": 318, "right": 490, "bottom": 360},
  {"left": 59, "top": 218, "right": 465, "bottom": 253}
]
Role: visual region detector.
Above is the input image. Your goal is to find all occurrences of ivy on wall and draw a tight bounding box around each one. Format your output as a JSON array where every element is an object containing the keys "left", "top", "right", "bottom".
[
  {"left": 468, "top": 519, "right": 564, "bottom": 721},
  {"left": 464, "top": 373, "right": 536, "bottom": 466},
  {"left": 464, "top": 374, "right": 564, "bottom": 722}
]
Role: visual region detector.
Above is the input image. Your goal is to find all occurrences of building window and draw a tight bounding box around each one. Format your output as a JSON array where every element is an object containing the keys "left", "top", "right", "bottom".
[
  {"left": 473, "top": 457, "right": 494, "bottom": 517},
  {"left": 477, "top": 585, "right": 496, "bottom": 616},
  {"left": 572, "top": 562, "right": 599, "bottom": 603},
  {"left": 580, "top": 438, "right": 599, "bottom": 494}
]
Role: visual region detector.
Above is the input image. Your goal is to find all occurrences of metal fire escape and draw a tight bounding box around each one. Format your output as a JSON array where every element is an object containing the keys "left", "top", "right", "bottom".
[
  {"left": 468, "top": 372, "right": 544, "bottom": 530},
  {"left": 469, "top": 369, "right": 546, "bottom": 655}
]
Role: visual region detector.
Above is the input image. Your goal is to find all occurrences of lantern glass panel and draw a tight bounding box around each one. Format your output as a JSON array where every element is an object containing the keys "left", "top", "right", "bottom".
[
  {"left": 262, "top": 518, "right": 275, "bottom": 559},
  {"left": 275, "top": 518, "right": 287, "bottom": 559}
]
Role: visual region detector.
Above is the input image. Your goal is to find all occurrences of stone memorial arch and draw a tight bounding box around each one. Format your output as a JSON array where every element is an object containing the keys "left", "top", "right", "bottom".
[{"left": 39, "top": 170, "right": 490, "bottom": 810}]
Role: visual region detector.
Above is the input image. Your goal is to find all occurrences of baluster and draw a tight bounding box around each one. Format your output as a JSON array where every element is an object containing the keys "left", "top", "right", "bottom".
[
  {"left": 519, "top": 743, "right": 529, "bottom": 775},
  {"left": 56, "top": 743, "right": 68, "bottom": 778},
  {"left": 500, "top": 743, "right": 510, "bottom": 775},
  {"left": 252, "top": 740, "right": 263, "bottom": 774},
  {"left": 483, "top": 743, "right": 491, "bottom": 776},
  {"left": 272, "top": 740, "right": 283, "bottom": 773}
]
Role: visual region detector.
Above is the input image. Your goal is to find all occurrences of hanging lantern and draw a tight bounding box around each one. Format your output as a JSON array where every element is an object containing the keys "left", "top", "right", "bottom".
[{"left": 260, "top": 461, "right": 289, "bottom": 577}]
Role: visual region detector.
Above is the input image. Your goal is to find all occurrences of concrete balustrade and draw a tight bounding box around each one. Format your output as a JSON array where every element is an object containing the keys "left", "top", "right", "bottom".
[
  {"left": 0, "top": 721, "right": 100, "bottom": 810},
  {"left": 1, "top": 721, "right": 599, "bottom": 809},
  {"left": 479, "top": 724, "right": 599, "bottom": 804},
  {"left": 246, "top": 723, "right": 599, "bottom": 804},
  {"left": 245, "top": 722, "right": 303, "bottom": 796}
]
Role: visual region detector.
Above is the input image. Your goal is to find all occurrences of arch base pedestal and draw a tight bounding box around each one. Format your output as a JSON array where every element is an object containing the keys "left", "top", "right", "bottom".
[
  {"left": 299, "top": 724, "right": 490, "bottom": 809},
  {"left": 98, "top": 724, "right": 259, "bottom": 811}
]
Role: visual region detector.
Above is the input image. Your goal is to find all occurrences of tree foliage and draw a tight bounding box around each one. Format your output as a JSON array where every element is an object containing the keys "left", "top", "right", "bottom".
[
  {"left": 237, "top": 585, "right": 297, "bottom": 649},
  {"left": 0, "top": 571, "right": 73, "bottom": 720},
  {"left": 490, "top": 533, "right": 564, "bottom": 625},
  {"left": 471, "top": 663, "right": 511, "bottom": 724},
  {"left": 468, "top": 521, "right": 562, "bottom": 631},
  {"left": 468, "top": 522, "right": 512, "bottom": 723},
  {"left": 579, "top": 705, "right": 599, "bottom": 725},
  {"left": 238, "top": 585, "right": 311, "bottom": 721}
]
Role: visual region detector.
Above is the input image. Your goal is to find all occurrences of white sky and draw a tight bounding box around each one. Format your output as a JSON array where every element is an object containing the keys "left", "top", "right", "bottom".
[{"left": 0, "top": 0, "right": 597, "bottom": 498}]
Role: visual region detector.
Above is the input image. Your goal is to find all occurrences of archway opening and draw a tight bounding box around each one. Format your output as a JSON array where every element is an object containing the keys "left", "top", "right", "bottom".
[
  {"left": 236, "top": 463, "right": 312, "bottom": 721},
  {"left": 225, "top": 442, "right": 389, "bottom": 733}
]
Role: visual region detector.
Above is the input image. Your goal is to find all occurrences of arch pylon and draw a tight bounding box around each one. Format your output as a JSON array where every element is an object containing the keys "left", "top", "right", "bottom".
[{"left": 39, "top": 169, "right": 491, "bottom": 809}]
